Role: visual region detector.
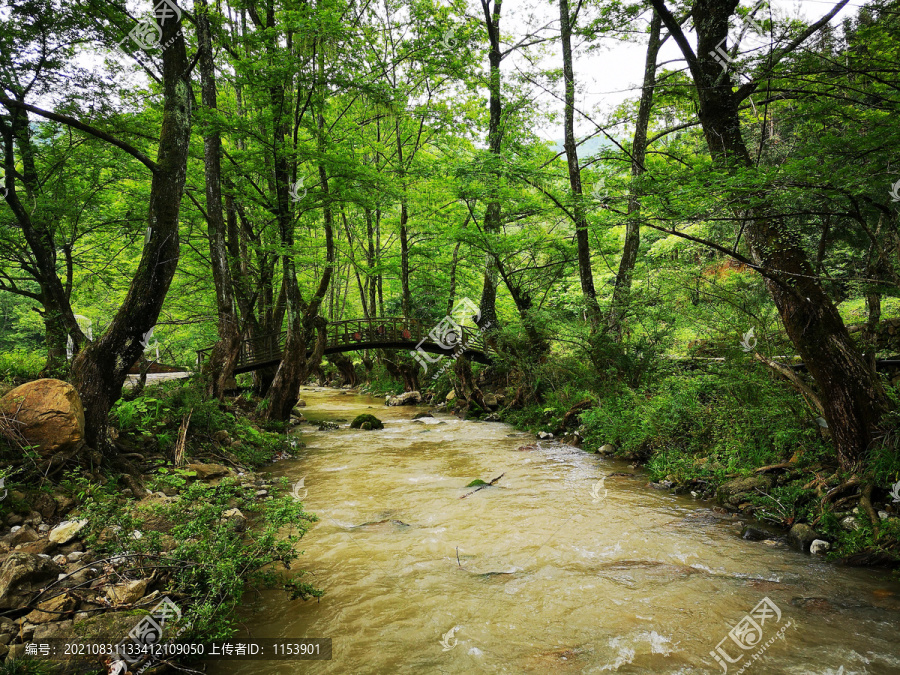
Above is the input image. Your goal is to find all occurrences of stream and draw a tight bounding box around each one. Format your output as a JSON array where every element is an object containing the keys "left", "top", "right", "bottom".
[{"left": 211, "top": 388, "right": 900, "bottom": 674}]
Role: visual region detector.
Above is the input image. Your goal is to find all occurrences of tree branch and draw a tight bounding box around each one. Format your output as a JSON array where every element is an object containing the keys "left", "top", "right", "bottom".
[{"left": 0, "top": 97, "right": 159, "bottom": 174}]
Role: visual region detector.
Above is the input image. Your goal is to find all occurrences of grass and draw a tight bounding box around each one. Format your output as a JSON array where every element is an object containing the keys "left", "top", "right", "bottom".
[{"left": 0, "top": 351, "right": 43, "bottom": 386}]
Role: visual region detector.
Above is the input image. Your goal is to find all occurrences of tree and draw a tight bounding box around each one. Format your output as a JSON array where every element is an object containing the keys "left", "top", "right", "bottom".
[{"left": 647, "top": 0, "right": 887, "bottom": 468}]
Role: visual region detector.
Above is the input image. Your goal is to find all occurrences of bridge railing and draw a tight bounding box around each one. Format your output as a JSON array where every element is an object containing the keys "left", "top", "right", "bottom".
[
  {"left": 197, "top": 316, "right": 490, "bottom": 372},
  {"left": 196, "top": 330, "right": 287, "bottom": 371}
]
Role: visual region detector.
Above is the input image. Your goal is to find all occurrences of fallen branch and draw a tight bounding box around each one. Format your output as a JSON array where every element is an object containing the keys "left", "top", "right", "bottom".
[
  {"left": 754, "top": 461, "right": 795, "bottom": 474},
  {"left": 753, "top": 352, "right": 825, "bottom": 416},
  {"left": 460, "top": 473, "right": 505, "bottom": 499}
]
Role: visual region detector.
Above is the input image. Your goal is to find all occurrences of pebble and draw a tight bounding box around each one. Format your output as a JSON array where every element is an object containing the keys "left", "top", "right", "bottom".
[
  {"left": 66, "top": 552, "right": 86, "bottom": 563},
  {"left": 52, "top": 555, "right": 67, "bottom": 566},
  {"left": 810, "top": 539, "right": 831, "bottom": 555},
  {"left": 10, "top": 526, "right": 20, "bottom": 533},
  {"left": 841, "top": 516, "right": 860, "bottom": 531},
  {"left": 256, "top": 490, "right": 268, "bottom": 497},
  {"left": 38, "top": 524, "right": 49, "bottom": 533}
]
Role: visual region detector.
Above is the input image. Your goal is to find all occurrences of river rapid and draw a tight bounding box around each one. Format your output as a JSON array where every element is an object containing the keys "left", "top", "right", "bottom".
[{"left": 211, "top": 388, "right": 900, "bottom": 674}]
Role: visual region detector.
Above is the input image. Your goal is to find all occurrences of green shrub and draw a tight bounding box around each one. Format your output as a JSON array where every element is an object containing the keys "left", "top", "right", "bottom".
[
  {"left": 0, "top": 351, "right": 44, "bottom": 384},
  {"left": 109, "top": 378, "right": 287, "bottom": 467},
  {"left": 579, "top": 363, "right": 827, "bottom": 479},
  {"left": 76, "top": 477, "right": 321, "bottom": 640}
]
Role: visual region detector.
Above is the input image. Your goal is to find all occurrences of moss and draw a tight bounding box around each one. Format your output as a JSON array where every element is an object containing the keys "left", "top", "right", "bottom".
[{"left": 350, "top": 414, "right": 384, "bottom": 430}]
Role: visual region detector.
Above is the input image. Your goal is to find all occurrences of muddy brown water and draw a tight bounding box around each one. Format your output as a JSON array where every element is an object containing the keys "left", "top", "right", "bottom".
[{"left": 210, "top": 388, "right": 900, "bottom": 674}]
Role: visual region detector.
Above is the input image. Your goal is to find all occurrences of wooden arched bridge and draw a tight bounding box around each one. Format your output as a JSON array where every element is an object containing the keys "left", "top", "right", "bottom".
[{"left": 196, "top": 317, "right": 493, "bottom": 375}]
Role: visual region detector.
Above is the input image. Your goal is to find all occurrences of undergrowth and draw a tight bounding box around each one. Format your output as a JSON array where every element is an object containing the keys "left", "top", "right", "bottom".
[{"left": 73, "top": 476, "right": 321, "bottom": 640}]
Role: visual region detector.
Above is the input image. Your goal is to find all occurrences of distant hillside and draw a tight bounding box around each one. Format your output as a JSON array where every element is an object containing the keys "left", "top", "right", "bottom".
[{"left": 550, "top": 136, "right": 617, "bottom": 158}]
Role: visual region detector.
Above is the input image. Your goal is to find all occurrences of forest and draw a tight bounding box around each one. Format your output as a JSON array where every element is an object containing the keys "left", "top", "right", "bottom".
[{"left": 1, "top": 0, "right": 900, "bottom": 672}]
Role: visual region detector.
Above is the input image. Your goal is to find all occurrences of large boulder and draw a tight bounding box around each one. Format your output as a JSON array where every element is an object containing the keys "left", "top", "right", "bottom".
[
  {"left": 788, "top": 523, "right": 821, "bottom": 552},
  {"left": 0, "top": 553, "right": 62, "bottom": 609},
  {"left": 0, "top": 379, "right": 85, "bottom": 457},
  {"left": 350, "top": 414, "right": 384, "bottom": 430},
  {"left": 48, "top": 519, "right": 88, "bottom": 545},
  {"left": 25, "top": 593, "right": 77, "bottom": 624},
  {"left": 186, "top": 463, "right": 231, "bottom": 480},
  {"left": 716, "top": 475, "right": 773, "bottom": 506},
  {"left": 106, "top": 578, "right": 151, "bottom": 606},
  {"left": 385, "top": 391, "right": 422, "bottom": 406}
]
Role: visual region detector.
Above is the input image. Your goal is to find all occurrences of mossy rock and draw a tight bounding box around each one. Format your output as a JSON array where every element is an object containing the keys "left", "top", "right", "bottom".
[{"left": 350, "top": 414, "right": 384, "bottom": 430}]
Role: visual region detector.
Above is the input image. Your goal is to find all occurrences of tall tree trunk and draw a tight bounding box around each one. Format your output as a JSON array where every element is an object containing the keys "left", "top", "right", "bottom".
[
  {"left": 262, "top": 37, "right": 334, "bottom": 421},
  {"left": 376, "top": 208, "right": 384, "bottom": 316},
  {"left": 195, "top": 0, "right": 242, "bottom": 400},
  {"left": 70, "top": 16, "right": 193, "bottom": 449},
  {"left": 400, "top": 203, "right": 411, "bottom": 318},
  {"left": 366, "top": 207, "right": 377, "bottom": 317},
  {"left": 477, "top": 0, "right": 503, "bottom": 332},
  {"left": 446, "top": 214, "right": 470, "bottom": 316},
  {"left": 558, "top": 0, "right": 600, "bottom": 325},
  {"left": 0, "top": 107, "right": 86, "bottom": 372},
  {"left": 650, "top": 0, "right": 887, "bottom": 468},
  {"left": 395, "top": 118, "right": 412, "bottom": 318},
  {"left": 608, "top": 9, "right": 661, "bottom": 339}
]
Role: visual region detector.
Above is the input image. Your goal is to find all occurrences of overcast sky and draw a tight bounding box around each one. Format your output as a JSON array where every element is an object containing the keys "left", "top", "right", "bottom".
[{"left": 490, "top": 0, "right": 868, "bottom": 141}]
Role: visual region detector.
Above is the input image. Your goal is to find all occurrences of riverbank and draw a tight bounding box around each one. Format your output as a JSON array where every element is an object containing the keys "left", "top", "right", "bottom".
[
  {"left": 207, "top": 386, "right": 900, "bottom": 674},
  {"left": 0, "top": 377, "right": 320, "bottom": 673},
  {"left": 438, "top": 360, "right": 900, "bottom": 569}
]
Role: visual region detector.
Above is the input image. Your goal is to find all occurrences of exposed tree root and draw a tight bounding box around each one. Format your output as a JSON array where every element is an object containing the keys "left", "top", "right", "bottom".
[
  {"left": 822, "top": 476, "right": 860, "bottom": 506},
  {"left": 859, "top": 483, "right": 881, "bottom": 539}
]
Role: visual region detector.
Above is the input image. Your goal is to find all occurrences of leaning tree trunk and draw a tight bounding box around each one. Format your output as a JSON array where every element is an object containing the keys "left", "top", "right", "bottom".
[
  {"left": 650, "top": 0, "right": 887, "bottom": 468},
  {"left": 71, "top": 16, "right": 192, "bottom": 449},
  {"left": 0, "top": 108, "right": 87, "bottom": 370}
]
